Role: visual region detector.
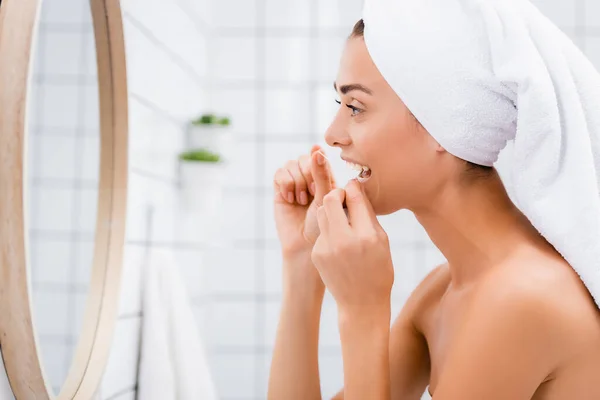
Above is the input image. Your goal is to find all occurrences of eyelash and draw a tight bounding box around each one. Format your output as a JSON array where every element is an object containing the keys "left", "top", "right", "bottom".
[{"left": 335, "top": 99, "right": 362, "bottom": 116}]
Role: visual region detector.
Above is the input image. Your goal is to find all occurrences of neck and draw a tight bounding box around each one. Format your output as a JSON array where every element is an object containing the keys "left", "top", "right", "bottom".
[{"left": 411, "top": 170, "right": 546, "bottom": 287}]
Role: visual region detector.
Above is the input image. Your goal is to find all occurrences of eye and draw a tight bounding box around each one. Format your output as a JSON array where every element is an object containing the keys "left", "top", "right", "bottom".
[
  {"left": 346, "top": 104, "right": 362, "bottom": 116},
  {"left": 335, "top": 99, "right": 362, "bottom": 117}
]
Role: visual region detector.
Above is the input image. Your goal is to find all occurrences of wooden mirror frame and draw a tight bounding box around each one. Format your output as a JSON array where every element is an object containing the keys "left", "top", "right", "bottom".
[{"left": 0, "top": 0, "right": 128, "bottom": 398}]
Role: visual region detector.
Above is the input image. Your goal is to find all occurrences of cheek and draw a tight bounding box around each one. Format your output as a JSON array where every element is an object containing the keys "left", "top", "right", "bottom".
[
  {"left": 366, "top": 122, "right": 412, "bottom": 176},
  {"left": 364, "top": 119, "right": 428, "bottom": 212}
]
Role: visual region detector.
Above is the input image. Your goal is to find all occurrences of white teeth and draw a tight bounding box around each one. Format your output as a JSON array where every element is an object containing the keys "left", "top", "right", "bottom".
[{"left": 346, "top": 161, "right": 369, "bottom": 172}]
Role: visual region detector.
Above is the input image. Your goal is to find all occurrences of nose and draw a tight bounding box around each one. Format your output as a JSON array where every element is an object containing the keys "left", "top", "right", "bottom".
[{"left": 324, "top": 116, "right": 352, "bottom": 148}]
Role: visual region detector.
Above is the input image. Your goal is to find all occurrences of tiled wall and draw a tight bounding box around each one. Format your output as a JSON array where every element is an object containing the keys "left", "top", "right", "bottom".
[
  {"left": 97, "top": 0, "right": 211, "bottom": 399},
  {"left": 0, "top": 1, "right": 599, "bottom": 400}
]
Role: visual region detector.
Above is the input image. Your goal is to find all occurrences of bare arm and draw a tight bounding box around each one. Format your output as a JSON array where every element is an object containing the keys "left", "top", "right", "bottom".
[
  {"left": 338, "top": 305, "right": 392, "bottom": 400},
  {"left": 332, "top": 266, "right": 443, "bottom": 400},
  {"left": 267, "top": 254, "right": 326, "bottom": 400}
]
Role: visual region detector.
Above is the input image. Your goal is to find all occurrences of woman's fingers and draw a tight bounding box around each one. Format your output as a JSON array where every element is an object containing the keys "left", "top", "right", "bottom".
[
  {"left": 344, "top": 179, "right": 379, "bottom": 230},
  {"left": 311, "top": 150, "right": 335, "bottom": 206},
  {"left": 285, "top": 160, "right": 309, "bottom": 206},
  {"left": 273, "top": 167, "right": 296, "bottom": 204},
  {"left": 298, "top": 154, "right": 315, "bottom": 197},
  {"left": 272, "top": 145, "right": 331, "bottom": 205},
  {"left": 316, "top": 204, "right": 329, "bottom": 236},
  {"left": 323, "top": 189, "right": 350, "bottom": 235}
]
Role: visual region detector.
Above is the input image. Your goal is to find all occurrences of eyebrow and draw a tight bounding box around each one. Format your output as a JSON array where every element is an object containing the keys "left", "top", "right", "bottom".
[{"left": 333, "top": 82, "right": 373, "bottom": 95}]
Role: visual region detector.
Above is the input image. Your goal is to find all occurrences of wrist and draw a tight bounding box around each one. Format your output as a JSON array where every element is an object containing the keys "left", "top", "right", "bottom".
[
  {"left": 338, "top": 303, "right": 391, "bottom": 334},
  {"left": 282, "top": 252, "right": 325, "bottom": 300},
  {"left": 281, "top": 248, "right": 313, "bottom": 265}
]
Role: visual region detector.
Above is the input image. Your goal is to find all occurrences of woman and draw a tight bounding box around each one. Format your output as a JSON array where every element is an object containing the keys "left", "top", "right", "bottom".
[{"left": 268, "top": 12, "right": 600, "bottom": 400}]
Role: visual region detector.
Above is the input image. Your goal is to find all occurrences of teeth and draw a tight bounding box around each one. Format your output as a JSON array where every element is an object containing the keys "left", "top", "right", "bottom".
[{"left": 346, "top": 161, "right": 369, "bottom": 172}]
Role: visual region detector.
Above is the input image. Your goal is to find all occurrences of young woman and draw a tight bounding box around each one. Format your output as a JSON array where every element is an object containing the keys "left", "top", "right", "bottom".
[{"left": 267, "top": 18, "right": 600, "bottom": 400}]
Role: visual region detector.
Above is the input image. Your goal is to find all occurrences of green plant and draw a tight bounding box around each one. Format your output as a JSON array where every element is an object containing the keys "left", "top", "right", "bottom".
[
  {"left": 217, "top": 117, "right": 231, "bottom": 126},
  {"left": 191, "top": 113, "right": 217, "bottom": 125},
  {"left": 179, "top": 148, "right": 221, "bottom": 163},
  {"left": 191, "top": 113, "right": 231, "bottom": 126}
]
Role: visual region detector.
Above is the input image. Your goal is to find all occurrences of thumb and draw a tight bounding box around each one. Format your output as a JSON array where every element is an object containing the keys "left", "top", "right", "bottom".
[
  {"left": 311, "top": 150, "right": 334, "bottom": 205},
  {"left": 345, "top": 179, "right": 378, "bottom": 229}
]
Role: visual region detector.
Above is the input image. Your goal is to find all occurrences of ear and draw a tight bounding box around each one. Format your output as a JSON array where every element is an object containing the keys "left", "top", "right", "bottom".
[{"left": 435, "top": 142, "right": 447, "bottom": 153}]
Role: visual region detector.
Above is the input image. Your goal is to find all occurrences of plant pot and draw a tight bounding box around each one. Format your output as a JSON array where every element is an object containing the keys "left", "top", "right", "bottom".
[
  {"left": 179, "top": 160, "right": 226, "bottom": 213},
  {"left": 187, "top": 124, "right": 232, "bottom": 155}
]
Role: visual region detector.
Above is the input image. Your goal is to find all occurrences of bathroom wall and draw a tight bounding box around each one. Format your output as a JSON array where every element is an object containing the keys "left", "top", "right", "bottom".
[
  {"left": 97, "top": 0, "right": 211, "bottom": 398},
  {"left": 0, "top": 1, "right": 598, "bottom": 400}
]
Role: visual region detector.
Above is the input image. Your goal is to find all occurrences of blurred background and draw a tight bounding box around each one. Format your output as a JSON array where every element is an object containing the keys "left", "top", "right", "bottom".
[{"left": 25, "top": 0, "right": 600, "bottom": 399}]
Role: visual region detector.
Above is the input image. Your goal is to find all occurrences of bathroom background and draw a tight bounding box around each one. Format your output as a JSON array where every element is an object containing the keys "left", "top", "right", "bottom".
[{"left": 1, "top": 0, "right": 599, "bottom": 399}]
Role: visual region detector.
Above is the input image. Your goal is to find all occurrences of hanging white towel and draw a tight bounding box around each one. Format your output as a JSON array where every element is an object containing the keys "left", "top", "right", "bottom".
[
  {"left": 138, "top": 249, "right": 218, "bottom": 400},
  {"left": 362, "top": 0, "right": 600, "bottom": 306}
]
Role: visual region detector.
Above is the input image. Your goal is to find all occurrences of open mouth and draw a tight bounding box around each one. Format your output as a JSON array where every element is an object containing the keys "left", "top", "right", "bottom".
[{"left": 346, "top": 161, "right": 372, "bottom": 183}]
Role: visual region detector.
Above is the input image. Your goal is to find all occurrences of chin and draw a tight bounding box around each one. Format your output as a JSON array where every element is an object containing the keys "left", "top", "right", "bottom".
[
  {"left": 364, "top": 183, "right": 405, "bottom": 216},
  {"left": 365, "top": 191, "right": 399, "bottom": 216}
]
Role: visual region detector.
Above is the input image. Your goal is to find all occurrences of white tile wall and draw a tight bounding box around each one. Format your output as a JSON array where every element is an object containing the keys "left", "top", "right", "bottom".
[
  {"left": 32, "top": 289, "right": 70, "bottom": 337},
  {"left": 265, "top": 0, "right": 311, "bottom": 28},
  {"left": 38, "top": 341, "right": 70, "bottom": 394},
  {"left": 316, "top": 36, "right": 346, "bottom": 82},
  {"left": 210, "top": 354, "right": 256, "bottom": 397},
  {"left": 319, "top": 352, "right": 345, "bottom": 399},
  {"left": 210, "top": 0, "right": 257, "bottom": 28},
  {"left": 213, "top": 37, "right": 257, "bottom": 81},
  {"left": 265, "top": 37, "right": 311, "bottom": 82},
  {"left": 2, "top": 1, "right": 599, "bottom": 400},
  {"left": 31, "top": 239, "right": 72, "bottom": 284},
  {"left": 224, "top": 142, "right": 259, "bottom": 187},
  {"left": 40, "top": 0, "right": 89, "bottom": 24},
  {"left": 40, "top": 84, "right": 81, "bottom": 128},
  {"left": 42, "top": 31, "right": 84, "bottom": 76},
  {"left": 209, "top": 302, "right": 257, "bottom": 347},
  {"left": 263, "top": 89, "right": 313, "bottom": 135},
  {"left": 586, "top": 0, "right": 600, "bottom": 28},
  {"left": 98, "top": 0, "right": 211, "bottom": 397},
  {"left": 209, "top": 89, "right": 259, "bottom": 137},
  {"left": 530, "top": 0, "right": 577, "bottom": 28},
  {"left": 202, "top": 248, "right": 258, "bottom": 294},
  {"left": 587, "top": 38, "right": 600, "bottom": 68}
]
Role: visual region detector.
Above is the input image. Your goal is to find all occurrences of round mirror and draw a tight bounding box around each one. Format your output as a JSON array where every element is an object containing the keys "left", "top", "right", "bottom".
[
  {"left": 0, "top": 0, "right": 128, "bottom": 398},
  {"left": 26, "top": 0, "right": 101, "bottom": 394}
]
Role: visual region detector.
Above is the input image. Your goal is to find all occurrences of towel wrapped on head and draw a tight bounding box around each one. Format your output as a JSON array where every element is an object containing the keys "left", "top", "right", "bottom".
[{"left": 362, "top": 0, "right": 600, "bottom": 305}]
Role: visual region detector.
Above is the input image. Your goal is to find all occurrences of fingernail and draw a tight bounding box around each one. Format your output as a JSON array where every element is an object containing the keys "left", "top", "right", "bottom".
[
  {"left": 310, "top": 182, "right": 316, "bottom": 195},
  {"left": 300, "top": 191, "right": 308, "bottom": 205},
  {"left": 287, "top": 192, "right": 294, "bottom": 203},
  {"left": 317, "top": 152, "right": 325, "bottom": 166}
]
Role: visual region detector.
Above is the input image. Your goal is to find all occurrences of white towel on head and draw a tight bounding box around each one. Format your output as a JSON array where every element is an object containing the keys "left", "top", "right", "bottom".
[{"left": 363, "top": 0, "right": 600, "bottom": 305}]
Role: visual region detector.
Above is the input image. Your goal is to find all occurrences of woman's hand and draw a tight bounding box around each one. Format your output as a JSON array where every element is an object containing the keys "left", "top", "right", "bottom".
[
  {"left": 311, "top": 179, "right": 394, "bottom": 316},
  {"left": 273, "top": 144, "right": 337, "bottom": 287}
]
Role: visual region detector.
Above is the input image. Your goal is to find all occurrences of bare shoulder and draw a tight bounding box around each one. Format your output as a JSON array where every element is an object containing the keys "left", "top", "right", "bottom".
[
  {"left": 403, "top": 263, "right": 451, "bottom": 328},
  {"left": 474, "top": 251, "right": 600, "bottom": 356}
]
